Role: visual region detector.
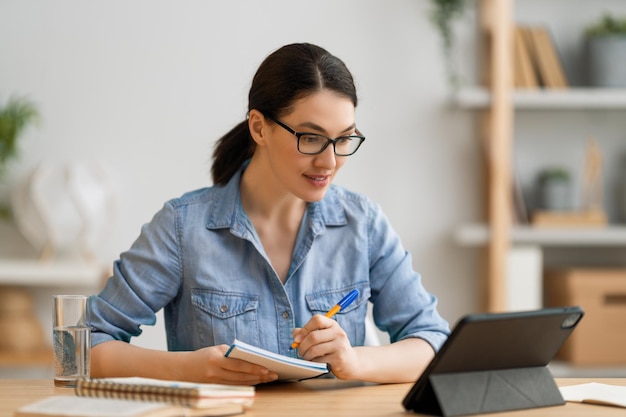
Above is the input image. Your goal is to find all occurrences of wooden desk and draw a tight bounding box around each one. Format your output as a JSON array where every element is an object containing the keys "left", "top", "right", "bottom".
[{"left": 1, "top": 378, "right": 625, "bottom": 417}]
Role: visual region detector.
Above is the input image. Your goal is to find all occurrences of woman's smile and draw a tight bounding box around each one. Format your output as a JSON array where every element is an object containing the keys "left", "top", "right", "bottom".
[{"left": 304, "top": 173, "right": 331, "bottom": 188}]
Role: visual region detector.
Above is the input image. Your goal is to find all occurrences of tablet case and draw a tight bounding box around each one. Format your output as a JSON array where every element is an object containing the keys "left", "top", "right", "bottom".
[{"left": 402, "top": 306, "right": 584, "bottom": 416}]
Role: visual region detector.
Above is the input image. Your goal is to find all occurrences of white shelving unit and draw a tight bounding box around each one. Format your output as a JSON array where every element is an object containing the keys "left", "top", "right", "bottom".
[
  {"left": 468, "top": 0, "right": 626, "bottom": 311},
  {"left": 454, "top": 87, "right": 626, "bottom": 110},
  {"left": 454, "top": 85, "right": 626, "bottom": 307},
  {"left": 456, "top": 223, "right": 626, "bottom": 247},
  {"left": 0, "top": 259, "right": 103, "bottom": 287}
]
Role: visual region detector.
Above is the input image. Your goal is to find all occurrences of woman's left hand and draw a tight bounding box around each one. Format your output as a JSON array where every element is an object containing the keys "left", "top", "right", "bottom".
[{"left": 292, "top": 314, "right": 360, "bottom": 380}]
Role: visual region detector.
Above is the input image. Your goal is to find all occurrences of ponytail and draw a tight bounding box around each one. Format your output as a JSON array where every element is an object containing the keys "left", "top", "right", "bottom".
[{"left": 211, "top": 120, "right": 255, "bottom": 186}]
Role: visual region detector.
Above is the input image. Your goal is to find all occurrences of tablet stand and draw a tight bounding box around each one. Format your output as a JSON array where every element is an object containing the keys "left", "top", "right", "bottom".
[{"left": 410, "top": 366, "right": 564, "bottom": 416}]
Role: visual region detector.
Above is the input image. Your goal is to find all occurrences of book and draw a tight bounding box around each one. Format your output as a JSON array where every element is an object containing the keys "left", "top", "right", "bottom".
[
  {"left": 560, "top": 382, "right": 626, "bottom": 408},
  {"left": 526, "top": 26, "right": 568, "bottom": 88},
  {"left": 13, "top": 396, "right": 244, "bottom": 417},
  {"left": 512, "top": 168, "right": 530, "bottom": 224},
  {"left": 513, "top": 25, "right": 538, "bottom": 89},
  {"left": 75, "top": 377, "right": 254, "bottom": 408},
  {"left": 225, "top": 339, "right": 329, "bottom": 381}
]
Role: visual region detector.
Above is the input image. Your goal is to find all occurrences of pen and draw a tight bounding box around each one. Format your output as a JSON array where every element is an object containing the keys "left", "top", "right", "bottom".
[{"left": 289, "top": 289, "right": 360, "bottom": 350}]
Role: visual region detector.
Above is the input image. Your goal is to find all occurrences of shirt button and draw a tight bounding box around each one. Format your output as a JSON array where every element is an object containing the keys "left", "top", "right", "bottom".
[
  {"left": 220, "top": 305, "right": 228, "bottom": 313},
  {"left": 282, "top": 311, "right": 289, "bottom": 319}
]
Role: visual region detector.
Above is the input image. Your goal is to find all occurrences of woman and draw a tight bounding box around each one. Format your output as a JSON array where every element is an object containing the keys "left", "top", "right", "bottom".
[{"left": 89, "top": 43, "right": 449, "bottom": 385}]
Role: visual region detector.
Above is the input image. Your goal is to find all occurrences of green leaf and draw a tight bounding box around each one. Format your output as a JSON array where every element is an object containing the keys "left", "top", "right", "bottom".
[
  {"left": 586, "top": 13, "right": 626, "bottom": 37},
  {"left": 429, "top": 0, "right": 467, "bottom": 89},
  {"left": 0, "top": 95, "right": 39, "bottom": 178}
]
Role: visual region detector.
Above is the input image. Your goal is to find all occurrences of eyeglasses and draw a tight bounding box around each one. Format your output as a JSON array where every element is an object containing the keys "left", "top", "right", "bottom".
[{"left": 268, "top": 117, "right": 365, "bottom": 156}]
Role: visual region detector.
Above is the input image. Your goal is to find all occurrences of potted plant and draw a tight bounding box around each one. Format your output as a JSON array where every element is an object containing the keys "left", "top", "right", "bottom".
[
  {"left": 585, "top": 14, "right": 626, "bottom": 87},
  {"left": 0, "top": 96, "right": 39, "bottom": 217},
  {"left": 537, "top": 167, "right": 572, "bottom": 212},
  {"left": 429, "top": 0, "right": 467, "bottom": 88}
]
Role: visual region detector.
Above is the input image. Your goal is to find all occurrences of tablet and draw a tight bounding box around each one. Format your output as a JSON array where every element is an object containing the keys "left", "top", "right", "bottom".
[{"left": 402, "top": 306, "right": 584, "bottom": 415}]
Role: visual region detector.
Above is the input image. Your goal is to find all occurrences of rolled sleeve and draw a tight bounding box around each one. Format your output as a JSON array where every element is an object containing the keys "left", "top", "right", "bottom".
[
  {"left": 366, "top": 202, "right": 450, "bottom": 350},
  {"left": 88, "top": 202, "right": 183, "bottom": 347}
]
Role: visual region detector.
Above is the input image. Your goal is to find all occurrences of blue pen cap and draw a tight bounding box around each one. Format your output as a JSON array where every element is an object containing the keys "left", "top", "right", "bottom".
[{"left": 338, "top": 289, "right": 359, "bottom": 310}]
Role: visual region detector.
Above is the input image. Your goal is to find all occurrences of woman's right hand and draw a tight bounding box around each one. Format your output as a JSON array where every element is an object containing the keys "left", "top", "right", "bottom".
[{"left": 187, "top": 344, "right": 278, "bottom": 385}]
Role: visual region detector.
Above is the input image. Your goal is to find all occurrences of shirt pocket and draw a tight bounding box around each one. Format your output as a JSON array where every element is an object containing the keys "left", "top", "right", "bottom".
[
  {"left": 191, "top": 290, "right": 260, "bottom": 347},
  {"left": 305, "top": 284, "right": 370, "bottom": 346}
]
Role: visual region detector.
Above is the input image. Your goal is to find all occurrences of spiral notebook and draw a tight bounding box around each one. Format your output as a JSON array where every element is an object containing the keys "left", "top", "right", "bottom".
[
  {"left": 75, "top": 377, "right": 254, "bottom": 408},
  {"left": 14, "top": 396, "right": 245, "bottom": 417}
]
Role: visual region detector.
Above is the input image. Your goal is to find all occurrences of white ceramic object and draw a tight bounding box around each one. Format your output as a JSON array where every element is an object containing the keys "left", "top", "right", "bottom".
[{"left": 11, "top": 161, "right": 116, "bottom": 259}]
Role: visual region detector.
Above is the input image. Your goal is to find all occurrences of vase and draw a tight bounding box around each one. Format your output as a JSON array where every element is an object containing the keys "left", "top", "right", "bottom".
[
  {"left": 10, "top": 160, "right": 117, "bottom": 260},
  {"left": 541, "top": 179, "right": 572, "bottom": 211},
  {"left": 588, "top": 34, "right": 626, "bottom": 87}
]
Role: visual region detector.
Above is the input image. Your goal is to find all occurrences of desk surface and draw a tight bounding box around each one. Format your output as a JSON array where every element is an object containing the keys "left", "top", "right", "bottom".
[{"left": 1, "top": 378, "right": 625, "bottom": 417}]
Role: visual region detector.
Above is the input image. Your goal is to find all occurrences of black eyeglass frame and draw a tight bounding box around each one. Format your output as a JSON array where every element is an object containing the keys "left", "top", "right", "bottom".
[{"left": 268, "top": 117, "right": 365, "bottom": 156}]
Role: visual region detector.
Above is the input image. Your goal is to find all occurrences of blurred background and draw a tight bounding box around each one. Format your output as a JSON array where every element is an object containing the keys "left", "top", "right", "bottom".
[{"left": 1, "top": 0, "right": 626, "bottom": 378}]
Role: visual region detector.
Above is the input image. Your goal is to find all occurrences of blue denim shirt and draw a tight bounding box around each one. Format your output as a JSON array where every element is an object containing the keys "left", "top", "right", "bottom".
[{"left": 89, "top": 166, "right": 449, "bottom": 358}]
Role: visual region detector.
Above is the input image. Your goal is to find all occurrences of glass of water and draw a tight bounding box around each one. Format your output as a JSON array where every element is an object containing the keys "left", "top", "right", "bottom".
[{"left": 52, "top": 295, "right": 90, "bottom": 387}]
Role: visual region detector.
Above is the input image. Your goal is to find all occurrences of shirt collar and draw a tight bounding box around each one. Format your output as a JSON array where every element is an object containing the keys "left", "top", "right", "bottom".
[{"left": 205, "top": 165, "right": 347, "bottom": 233}]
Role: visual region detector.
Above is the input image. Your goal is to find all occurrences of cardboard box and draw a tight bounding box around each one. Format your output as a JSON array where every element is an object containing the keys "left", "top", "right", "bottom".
[{"left": 544, "top": 268, "right": 626, "bottom": 365}]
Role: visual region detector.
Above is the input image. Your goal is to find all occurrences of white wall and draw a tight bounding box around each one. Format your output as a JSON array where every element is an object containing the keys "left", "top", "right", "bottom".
[{"left": 0, "top": 0, "right": 487, "bottom": 351}]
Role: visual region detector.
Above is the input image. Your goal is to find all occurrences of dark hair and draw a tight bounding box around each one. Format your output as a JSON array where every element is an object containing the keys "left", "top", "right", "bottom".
[{"left": 211, "top": 43, "right": 358, "bottom": 185}]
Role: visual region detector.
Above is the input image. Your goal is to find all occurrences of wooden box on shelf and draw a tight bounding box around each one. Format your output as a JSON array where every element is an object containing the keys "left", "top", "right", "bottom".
[
  {"left": 532, "top": 209, "right": 608, "bottom": 228},
  {"left": 544, "top": 268, "right": 626, "bottom": 365}
]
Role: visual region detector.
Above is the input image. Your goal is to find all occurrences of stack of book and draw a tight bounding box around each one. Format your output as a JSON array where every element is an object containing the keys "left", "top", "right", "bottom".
[
  {"left": 15, "top": 377, "right": 255, "bottom": 417},
  {"left": 514, "top": 24, "right": 568, "bottom": 89}
]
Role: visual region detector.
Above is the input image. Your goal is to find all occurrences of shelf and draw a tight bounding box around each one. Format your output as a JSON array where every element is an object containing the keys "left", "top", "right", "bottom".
[
  {"left": 456, "top": 223, "right": 626, "bottom": 247},
  {"left": 0, "top": 259, "right": 103, "bottom": 287},
  {"left": 454, "top": 87, "right": 626, "bottom": 110}
]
